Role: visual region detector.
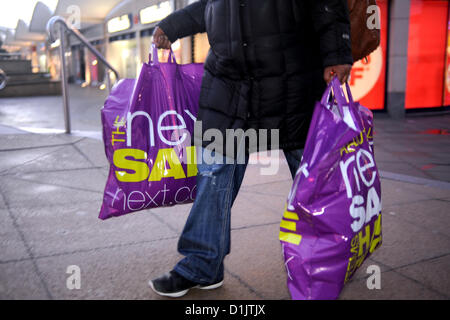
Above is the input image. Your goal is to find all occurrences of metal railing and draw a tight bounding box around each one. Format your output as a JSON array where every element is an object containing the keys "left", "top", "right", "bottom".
[
  {"left": 0, "top": 68, "right": 6, "bottom": 90},
  {"left": 46, "top": 16, "right": 120, "bottom": 134}
]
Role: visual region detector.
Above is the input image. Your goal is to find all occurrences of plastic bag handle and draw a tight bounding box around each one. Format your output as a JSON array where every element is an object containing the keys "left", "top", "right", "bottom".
[
  {"left": 168, "top": 49, "right": 177, "bottom": 64},
  {"left": 149, "top": 43, "right": 159, "bottom": 65},
  {"left": 345, "top": 82, "right": 354, "bottom": 104},
  {"left": 321, "top": 76, "right": 355, "bottom": 117},
  {"left": 149, "top": 43, "right": 177, "bottom": 65},
  {"left": 331, "top": 76, "right": 349, "bottom": 108}
]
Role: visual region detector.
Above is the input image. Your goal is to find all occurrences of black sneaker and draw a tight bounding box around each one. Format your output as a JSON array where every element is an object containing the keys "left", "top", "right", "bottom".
[{"left": 149, "top": 270, "right": 224, "bottom": 298}]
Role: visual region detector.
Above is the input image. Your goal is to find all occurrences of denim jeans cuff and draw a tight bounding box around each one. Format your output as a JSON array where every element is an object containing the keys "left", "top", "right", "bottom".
[{"left": 173, "top": 264, "right": 209, "bottom": 285}]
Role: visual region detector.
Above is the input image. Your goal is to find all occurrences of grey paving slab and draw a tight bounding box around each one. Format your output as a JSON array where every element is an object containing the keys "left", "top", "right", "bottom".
[
  {"left": 0, "top": 124, "right": 28, "bottom": 135},
  {"left": 339, "top": 270, "right": 446, "bottom": 300},
  {"left": 379, "top": 179, "right": 450, "bottom": 208},
  {"left": 0, "top": 209, "right": 30, "bottom": 262},
  {"left": 0, "top": 192, "right": 5, "bottom": 209},
  {"left": 0, "top": 134, "right": 81, "bottom": 151},
  {"left": 240, "top": 179, "right": 293, "bottom": 198},
  {"left": 73, "top": 138, "right": 109, "bottom": 168},
  {"left": 33, "top": 238, "right": 259, "bottom": 300},
  {"left": 373, "top": 150, "right": 403, "bottom": 163},
  {"left": 380, "top": 179, "right": 427, "bottom": 208},
  {"left": 1, "top": 145, "right": 94, "bottom": 176},
  {"left": 226, "top": 224, "right": 291, "bottom": 300},
  {"left": 395, "top": 254, "right": 450, "bottom": 298},
  {"left": 33, "top": 239, "right": 180, "bottom": 300},
  {"left": 377, "top": 162, "right": 431, "bottom": 179},
  {"left": 0, "top": 175, "right": 102, "bottom": 209},
  {"left": 373, "top": 141, "right": 419, "bottom": 153},
  {"left": 53, "top": 134, "right": 92, "bottom": 144},
  {"left": 0, "top": 260, "right": 50, "bottom": 299},
  {"left": 10, "top": 167, "right": 108, "bottom": 195},
  {"left": 241, "top": 160, "right": 293, "bottom": 187},
  {"left": 426, "top": 170, "right": 450, "bottom": 182},
  {"left": 0, "top": 85, "right": 108, "bottom": 133},
  {"left": 0, "top": 145, "right": 60, "bottom": 173},
  {"left": 383, "top": 199, "right": 450, "bottom": 238},
  {"left": 179, "top": 274, "right": 262, "bottom": 300},
  {"left": 231, "top": 192, "right": 285, "bottom": 229},
  {"left": 10, "top": 201, "right": 177, "bottom": 257},
  {"left": 368, "top": 212, "right": 450, "bottom": 269},
  {"left": 149, "top": 204, "right": 193, "bottom": 234},
  {"left": 405, "top": 181, "right": 450, "bottom": 199}
]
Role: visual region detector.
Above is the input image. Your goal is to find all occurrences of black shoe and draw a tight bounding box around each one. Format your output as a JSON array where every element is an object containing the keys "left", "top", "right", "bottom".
[{"left": 149, "top": 270, "right": 224, "bottom": 298}]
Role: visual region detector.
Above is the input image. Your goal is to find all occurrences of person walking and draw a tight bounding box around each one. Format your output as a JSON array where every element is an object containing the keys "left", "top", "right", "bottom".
[{"left": 149, "top": 0, "right": 353, "bottom": 298}]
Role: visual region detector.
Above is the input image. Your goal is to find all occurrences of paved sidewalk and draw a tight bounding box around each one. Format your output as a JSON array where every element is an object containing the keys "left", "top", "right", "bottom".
[
  {"left": 1, "top": 86, "right": 450, "bottom": 299},
  {"left": 0, "top": 130, "right": 449, "bottom": 300}
]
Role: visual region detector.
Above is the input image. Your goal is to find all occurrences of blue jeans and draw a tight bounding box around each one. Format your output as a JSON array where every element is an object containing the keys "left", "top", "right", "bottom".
[{"left": 173, "top": 147, "right": 304, "bottom": 285}]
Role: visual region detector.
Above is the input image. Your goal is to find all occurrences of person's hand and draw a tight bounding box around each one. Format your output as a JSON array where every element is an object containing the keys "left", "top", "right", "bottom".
[
  {"left": 324, "top": 64, "right": 352, "bottom": 84},
  {"left": 152, "top": 27, "right": 171, "bottom": 49}
]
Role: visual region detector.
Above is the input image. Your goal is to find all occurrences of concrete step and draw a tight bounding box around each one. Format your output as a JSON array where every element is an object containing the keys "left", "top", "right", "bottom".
[
  {"left": 0, "top": 80, "right": 61, "bottom": 97},
  {"left": 6, "top": 72, "right": 52, "bottom": 84},
  {"left": 0, "top": 59, "right": 32, "bottom": 74}
]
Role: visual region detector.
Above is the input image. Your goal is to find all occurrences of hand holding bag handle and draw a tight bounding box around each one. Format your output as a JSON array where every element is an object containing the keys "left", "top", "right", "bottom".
[
  {"left": 149, "top": 43, "right": 177, "bottom": 65},
  {"left": 320, "top": 76, "right": 361, "bottom": 131},
  {"left": 320, "top": 76, "right": 355, "bottom": 117}
]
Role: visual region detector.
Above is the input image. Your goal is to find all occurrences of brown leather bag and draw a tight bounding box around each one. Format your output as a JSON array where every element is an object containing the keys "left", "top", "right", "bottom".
[{"left": 348, "top": 0, "right": 381, "bottom": 62}]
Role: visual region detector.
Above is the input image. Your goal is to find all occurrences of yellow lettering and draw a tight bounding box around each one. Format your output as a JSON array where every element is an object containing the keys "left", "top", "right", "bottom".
[
  {"left": 280, "top": 219, "right": 296, "bottom": 231},
  {"left": 113, "top": 149, "right": 149, "bottom": 182},
  {"left": 358, "top": 225, "right": 371, "bottom": 257},
  {"left": 370, "top": 213, "right": 382, "bottom": 253},
  {"left": 279, "top": 231, "right": 302, "bottom": 245},
  {"left": 283, "top": 210, "right": 299, "bottom": 221},
  {"left": 148, "top": 148, "right": 186, "bottom": 181}
]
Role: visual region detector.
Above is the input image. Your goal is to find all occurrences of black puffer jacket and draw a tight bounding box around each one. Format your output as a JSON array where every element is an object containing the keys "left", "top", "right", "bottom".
[{"left": 159, "top": 0, "right": 353, "bottom": 154}]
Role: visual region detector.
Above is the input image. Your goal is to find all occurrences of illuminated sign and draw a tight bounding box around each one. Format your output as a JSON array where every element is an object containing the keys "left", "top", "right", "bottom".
[
  {"left": 107, "top": 14, "right": 132, "bottom": 33},
  {"left": 349, "top": 46, "right": 383, "bottom": 102},
  {"left": 139, "top": 1, "right": 172, "bottom": 25},
  {"left": 445, "top": 12, "right": 450, "bottom": 105}
]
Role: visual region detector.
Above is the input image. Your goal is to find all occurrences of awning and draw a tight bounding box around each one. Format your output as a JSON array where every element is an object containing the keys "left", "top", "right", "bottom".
[
  {"left": 105, "top": 0, "right": 170, "bottom": 22},
  {"left": 54, "top": 0, "right": 124, "bottom": 26},
  {"left": 29, "top": 1, "right": 54, "bottom": 33},
  {"left": 14, "top": 20, "right": 46, "bottom": 42},
  {"left": 4, "top": 29, "right": 32, "bottom": 47}
]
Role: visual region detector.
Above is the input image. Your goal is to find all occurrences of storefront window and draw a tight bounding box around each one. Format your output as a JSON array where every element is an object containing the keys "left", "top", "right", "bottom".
[
  {"left": 405, "top": 0, "right": 449, "bottom": 109},
  {"left": 107, "top": 34, "right": 139, "bottom": 79},
  {"left": 443, "top": 4, "right": 450, "bottom": 105},
  {"left": 193, "top": 33, "right": 209, "bottom": 63}
]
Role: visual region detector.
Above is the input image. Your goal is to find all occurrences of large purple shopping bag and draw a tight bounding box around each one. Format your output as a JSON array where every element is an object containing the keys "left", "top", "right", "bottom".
[
  {"left": 99, "top": 45, "right": 204, "bottom": 220},
  {"left": 280, "top": 76, "right": 382, "bottom": 299}
]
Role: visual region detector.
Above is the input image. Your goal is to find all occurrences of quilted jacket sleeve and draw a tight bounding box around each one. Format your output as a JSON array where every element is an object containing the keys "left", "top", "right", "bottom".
[
  {"left": 157, "top": 0, "right": 207, "bottom": 43},
  {"left": 308, "top": 0, "right": 354, "bottom": 67}
]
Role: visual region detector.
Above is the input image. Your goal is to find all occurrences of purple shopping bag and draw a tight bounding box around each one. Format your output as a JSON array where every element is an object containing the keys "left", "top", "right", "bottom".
[
  {"left": 280, "top": 76, "right": 382, "bottom": 299},
  {"left": 99, "top": 45, "right": 204, "bottom": 220}
]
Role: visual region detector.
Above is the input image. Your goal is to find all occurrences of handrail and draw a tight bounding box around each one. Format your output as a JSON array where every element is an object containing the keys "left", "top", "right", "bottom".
[
  {"left": 46, "top": 16, "right": 120, "bottom": 133},
  {"left": 0, "top": 68, "right": 7, "bottom": 90}
]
